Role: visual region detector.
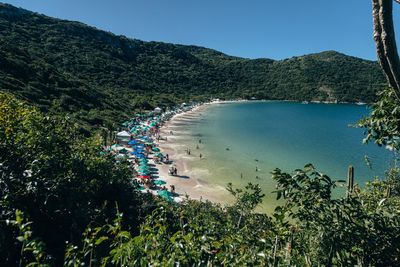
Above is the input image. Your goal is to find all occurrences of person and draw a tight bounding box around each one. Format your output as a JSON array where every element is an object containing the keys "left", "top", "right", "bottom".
[
  {"left": 256, "top": 166, "right": 258, "bottom": 172},
  {"left": 199, "top": 153, "right": 202, "bottom": 159},
  {"left": 188, "top": 149, "right": 191, "bottom": 155},
  {"left": 174, "top": 168, "right": 178, "bottom": 176},
  {"left": 240, "top": 173, "right": 243, "bottom": 179},
  {"left": 166, "top": 154, "right": 169, "bottom": 161},
  {"left": 170, "top": 185, "right": 175, "bottom": 193},
  {"left": 199, "top": 139, "right": 202, "bottom": 144},
  {"left": 196, "top": 144, "right": 199, "bottom": 149}
]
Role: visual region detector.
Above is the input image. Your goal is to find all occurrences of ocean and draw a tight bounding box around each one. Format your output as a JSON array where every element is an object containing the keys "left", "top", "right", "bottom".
[{"left": 166, "top": 101, "right": 394, "bottom": 212}]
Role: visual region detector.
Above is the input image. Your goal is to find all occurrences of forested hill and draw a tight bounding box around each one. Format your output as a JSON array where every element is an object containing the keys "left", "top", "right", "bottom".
[{"left": 0, "top": 3, "right": 386, "bottom": 127}]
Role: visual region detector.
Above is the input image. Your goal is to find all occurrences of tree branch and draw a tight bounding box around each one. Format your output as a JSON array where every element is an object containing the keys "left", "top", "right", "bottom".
[{"left": 372, "top": 0, "right": 400, "bottom": 99}]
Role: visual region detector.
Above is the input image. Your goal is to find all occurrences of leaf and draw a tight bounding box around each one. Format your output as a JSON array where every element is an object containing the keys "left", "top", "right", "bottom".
[{"left": 95, "top": 236, "right": 109, "bottom": 245}]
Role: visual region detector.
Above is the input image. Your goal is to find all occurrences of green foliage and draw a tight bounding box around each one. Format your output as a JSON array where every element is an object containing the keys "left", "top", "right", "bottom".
[
  {"left": 0, "top": 93, "right": 144, "bottom": 264},
  {"left": 0, "top": 4, "right": 386, "bottom": 129},
  {"left": 359, "top": 87, "right": 400, "bottom": 150},
  {"left": 9, "top": 210, "right": 50, "bottom": 266},
  {"left": 272, "top": 164, "right": 400, "bottom": 266}
]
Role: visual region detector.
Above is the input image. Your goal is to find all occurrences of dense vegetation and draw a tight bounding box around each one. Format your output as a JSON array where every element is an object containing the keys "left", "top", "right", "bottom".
[
  {"left": 1, "top": 91, "right": 400, "bottom": 266},
  {"left": 0, "top": 3, "right": 386, "bottom": 129},
  {"left": 1, "top": 3, "right": 399, "bottom": 266}
]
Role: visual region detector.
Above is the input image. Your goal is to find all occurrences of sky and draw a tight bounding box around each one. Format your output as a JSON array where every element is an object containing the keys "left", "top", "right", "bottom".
[{"left": 2, "top": 0, "right": 400, "bottom": 60}]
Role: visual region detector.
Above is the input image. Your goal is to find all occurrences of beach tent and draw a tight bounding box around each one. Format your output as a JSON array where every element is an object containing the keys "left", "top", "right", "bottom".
[
  {"left": 154, "top": 107, "right": 162, "bottom": 114},
  {"left": 153, "top": 180, "right": 166, "bottom": 186},
  {"left": 157, "top": 190, "right": 174, "bottom": 202},
  {"left": 119, "top": 148, "right": 129, "bottom": 154},
  {"left": 116, "top": 131, "right": 131, "bottom": 145},
  {"left": 128, "top": 140, "right": 138, "bottom": 145}
]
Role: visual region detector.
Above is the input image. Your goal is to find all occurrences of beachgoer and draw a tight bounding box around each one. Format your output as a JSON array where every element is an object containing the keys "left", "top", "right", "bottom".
[
  {"left": 226, "top": 147, "right": 230, "bottom": 151},
  {"left": 196, "top": 144, "right": 199, "bottom": 149},
  {"left": 240, "top": 173, "right": 243, "bottom": 179},
  {"left": 256, "top": 166, "right": 258, "bottom": 172},
  {"left": 256, "top": 176, "right": 259, "bottom": 179},
  {"left": 199, "top": 153, "right": 202, "bottom": 159},
  {"left": 166, "top": 154, "right": 169, "bottom": 161},
  {"left": 199, "top": 139, "right": 202, "bottom": 144},
  {"left": 188, "top": 149, "right": 191, "bottom": 155},
  {"left": 170, "top": 185, "right": 175, "bottom": 193},
  {"left": 174, "top": 168, "right": 178, "bottom": 176}
]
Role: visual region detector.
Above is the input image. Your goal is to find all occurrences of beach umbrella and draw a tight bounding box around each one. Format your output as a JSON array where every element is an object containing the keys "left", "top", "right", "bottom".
[
  {"left": 152, "top": 147, "right": 160, "bottom": 152},
  {"left": 138, "top": 166, "right": 149, "bottom": 171},
  {"left": 136, "top": 154, "right": 146, "bottom": 159},
  {"left": 157, "top": 190, "right": 173, "bottom": 202},
  {"left": 138, "top": 175, "right": 151, "bottom": 179},
  {"left": 128, "top": 140, "right": 138, "bottom": 145},
  {"left": 154, "top": 152, "right": 163, "bottom": 158},
  {"left": 153, "top": 180, "right": 166, "bottom": 186},
  {"left": 119, "top": 148, "right": 129, "bottom": 154}
]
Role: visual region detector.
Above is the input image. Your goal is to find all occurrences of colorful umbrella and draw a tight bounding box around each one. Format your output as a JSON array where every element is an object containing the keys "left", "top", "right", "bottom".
[
  {"left": 153, "top": 180, "right": 166, "bottom": 185},
  {"left": 157, "top": 190, "right": 173, "bottom": 202}
]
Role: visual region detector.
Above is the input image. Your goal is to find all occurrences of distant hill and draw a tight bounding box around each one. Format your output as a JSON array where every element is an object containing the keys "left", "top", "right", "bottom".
[{"left": 0, "top": 3, "right": 386, "bottom": 128}]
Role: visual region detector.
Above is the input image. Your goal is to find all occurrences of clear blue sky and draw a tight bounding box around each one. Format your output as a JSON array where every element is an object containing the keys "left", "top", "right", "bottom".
[{"left": 2, "top": 0, "right": 400, "bottom": 60}]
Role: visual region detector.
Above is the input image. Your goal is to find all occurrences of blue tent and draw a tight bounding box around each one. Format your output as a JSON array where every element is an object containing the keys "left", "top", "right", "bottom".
[{"left": 128, "top": 140, "right": 138, "bottom": 145}]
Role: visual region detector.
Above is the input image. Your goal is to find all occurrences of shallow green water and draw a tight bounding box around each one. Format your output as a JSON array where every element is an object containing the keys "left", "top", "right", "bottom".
[{"left": 175, "top": 101, "right": 394, "bottom": 211}]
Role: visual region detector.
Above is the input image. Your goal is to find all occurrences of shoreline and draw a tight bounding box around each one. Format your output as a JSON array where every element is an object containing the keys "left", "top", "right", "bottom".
[
  {"left": 156, "top": 103, "right": 234, "bottom": 205},
  {"left": 152, "top": 99, "right": 368, "bottom": 206}
]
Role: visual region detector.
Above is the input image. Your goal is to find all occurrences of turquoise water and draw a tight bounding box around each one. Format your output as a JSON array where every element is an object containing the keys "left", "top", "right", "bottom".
[{"left": 176, "top": 102, "right": 394, "bottom": 211}]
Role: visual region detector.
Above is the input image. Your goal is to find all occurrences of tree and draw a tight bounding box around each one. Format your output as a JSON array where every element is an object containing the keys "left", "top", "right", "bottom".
[{"left": 372, "top": 0, "right": 400, "bottom": 99}]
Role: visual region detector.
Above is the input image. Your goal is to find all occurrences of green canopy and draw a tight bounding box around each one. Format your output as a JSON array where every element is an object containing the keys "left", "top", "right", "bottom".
[
  {"left": 152, "top": 147, "right": 160, "bottom": 152},
  {"left": 138, "top": 166, "right": 149, "bottom": 171},
  {"left": 119, "top": 148, "right": 129, "bottom": 154},
  {"left": 157, "top": 190, "right": 173, "bottom": 202},
  {"left": 153, "top": 180, "right": 166, "bottom": 185}
]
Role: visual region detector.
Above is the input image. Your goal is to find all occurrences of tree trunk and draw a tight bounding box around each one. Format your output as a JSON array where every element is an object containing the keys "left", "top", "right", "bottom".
[{"left": 372, "top": 0, "right": 400, "bottom": 99}]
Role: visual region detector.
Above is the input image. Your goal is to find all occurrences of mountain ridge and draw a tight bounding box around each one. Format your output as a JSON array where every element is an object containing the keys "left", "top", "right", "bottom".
[{"left": 0, "top": 3, "right": 386, "bottom": 128}]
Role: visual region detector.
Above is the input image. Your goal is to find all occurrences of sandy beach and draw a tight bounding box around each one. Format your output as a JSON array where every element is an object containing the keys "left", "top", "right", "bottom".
[{"left": 156, "top": 104, "right": 234, "bottom": 205}]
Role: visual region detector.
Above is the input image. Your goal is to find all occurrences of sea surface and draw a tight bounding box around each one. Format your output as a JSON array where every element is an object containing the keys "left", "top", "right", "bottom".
[{"left": 172, "top": 101, "right": 394, "bottom": 212}]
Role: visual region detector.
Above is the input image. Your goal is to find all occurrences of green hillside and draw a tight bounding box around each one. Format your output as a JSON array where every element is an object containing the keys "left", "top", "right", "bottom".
[{"left": 0, "top": 3, "right": 386, "bottom": 128}]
